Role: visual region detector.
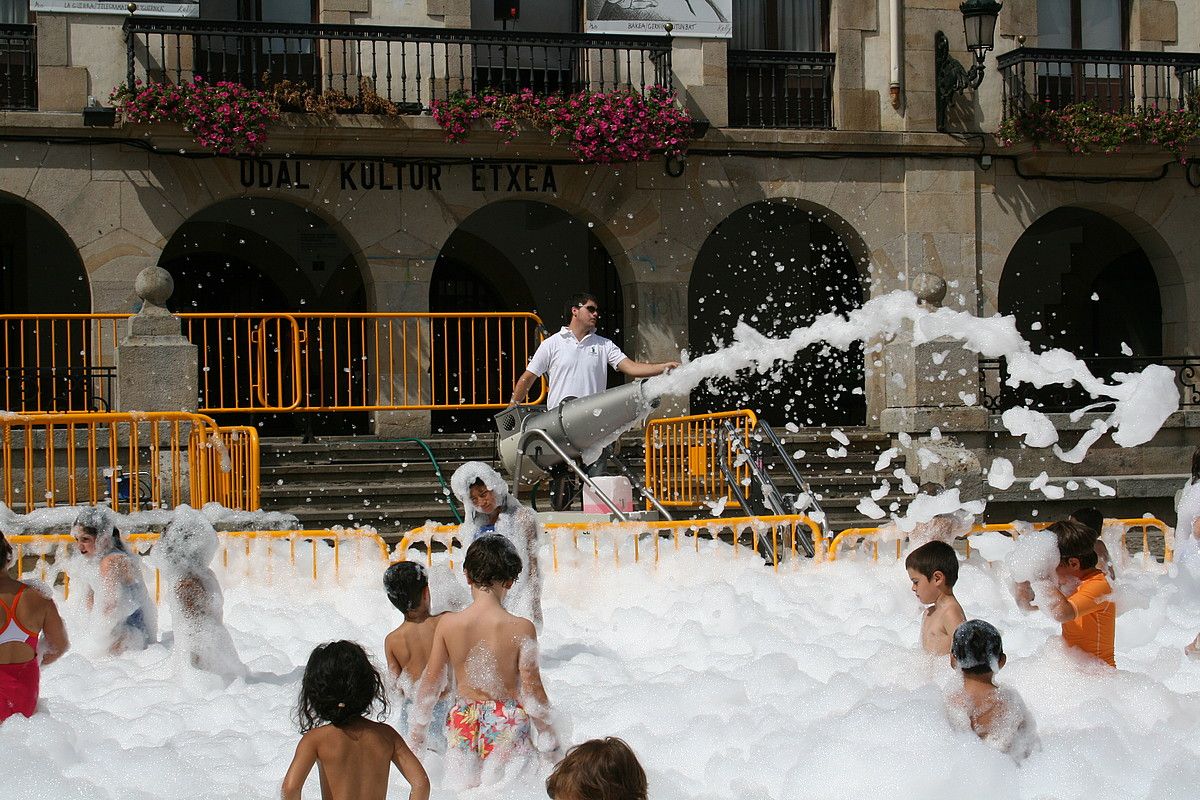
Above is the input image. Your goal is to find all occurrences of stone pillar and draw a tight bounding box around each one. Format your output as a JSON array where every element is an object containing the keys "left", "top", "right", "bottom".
[
  {"left": 115, "top": 267, "right": 198, "bottom": 413},
  {"left": 879, "top": 272, "right": 985, "bottom": 497}
]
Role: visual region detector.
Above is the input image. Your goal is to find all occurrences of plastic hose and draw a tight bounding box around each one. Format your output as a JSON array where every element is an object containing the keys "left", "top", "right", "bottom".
[{"left": 378, "top": 438, "right": 462, "bottom": 524}]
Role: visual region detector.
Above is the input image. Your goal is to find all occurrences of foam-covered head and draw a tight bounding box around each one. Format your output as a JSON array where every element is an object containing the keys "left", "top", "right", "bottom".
[
  {"left": 296, "top": 640, "right": 387, "bottom": 732},
  {"left": 72, "top": 506, "right": 125, "bottom": 556},
  {"left": 383, "top": 561, "right": 427, "bottom": 614},
  {"left": 464, "top": 534, "right": 522, "bottom": 588},
  {"left": 450, "top": 461, "right": 512, "bottom": 521},
  {"left": 546, "top": 736, "right": 648, "bottom": 800},
  {"left": 157, "top": 505, "right": 219, "bottom": 571},
  {"left": 952, "top": 619, "right": 1004, "bottom": 675}
]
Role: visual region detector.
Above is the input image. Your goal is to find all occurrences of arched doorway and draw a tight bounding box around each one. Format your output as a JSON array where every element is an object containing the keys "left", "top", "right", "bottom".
[
  {"left": 689, "top": 200, "right": 866, "bottom": 427},
  {"left": 160, "top": 197, "right": 366, "bottom": 435},
  {"left": 997, "top": 206, "right": 1161, "bottom": 409},
  {"left": 431, "top": 200, "right": 624, "bottom": 431},
  {"left": 0, "top": 195, "right": 93, "bottom": 411}
]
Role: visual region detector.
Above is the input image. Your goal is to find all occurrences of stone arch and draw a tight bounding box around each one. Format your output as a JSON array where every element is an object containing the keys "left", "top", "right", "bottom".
[
  {"left": 688, "top": 197, "right": 871, "bottom": 427},
  {"left": 0, "top": 190, "right": 90, "bottom": 312}
]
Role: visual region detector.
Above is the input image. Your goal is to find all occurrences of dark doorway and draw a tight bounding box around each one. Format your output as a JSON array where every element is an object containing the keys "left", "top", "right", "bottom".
[
  {"left": 689, "top": 200, "right": 866, "bottom": 427},
  {"left": 160, "top": 197, "right": 367, "bottom": 436},
  {"left": 431, "top": 200, "right": 623, "bottom": 432},
  {"left": 0, "top": 197, "right": 94, "bottom": 412}
]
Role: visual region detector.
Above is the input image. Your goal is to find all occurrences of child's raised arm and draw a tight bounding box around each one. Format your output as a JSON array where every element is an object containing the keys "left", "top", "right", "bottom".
[
  {"left": 408, "top": 621, "right": 451, "bottom": 752},
  {"left": 37, "top": 592, "right": 70, "bottom": 667},
  {"left": 389, "top": 725, "right": 431, "bottom": 800},
  {"left": 280, "top": 733, "right": 318, "bottom": 800}
]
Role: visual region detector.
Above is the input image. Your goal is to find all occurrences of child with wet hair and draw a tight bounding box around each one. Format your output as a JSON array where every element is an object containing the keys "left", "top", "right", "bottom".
[
  {"left": 410, "top": 534, "right": 559, "bottom": 789},
  {"left": 283, "top": 640, "right": 429, "bottom": 800},
  {"left": 948, "top": 620, "right": 1038, "bottom": 761},
  {"left": 904, "top": 540, "right": 967, "bottom": 656},
  {"left": 1, "top": 531, "right": 70, "bottom": 722},
  {"left": 383, "top": 561, "right": 451, "bottom": 749},
  {"left": 71, "top": 507, "right": 157, "bottom": 654},
  {"left": 1018, "top": 519, "right": 1116, "bottom": 667},
  {"left": 156, "top": 505, "right": 243, "bottom": 677},
  {"left": 546, "top": 737, "right": 648, "bottom": 800},
  {"left": 1069, "top": 506, "right": 1116, "bottom": 579}
]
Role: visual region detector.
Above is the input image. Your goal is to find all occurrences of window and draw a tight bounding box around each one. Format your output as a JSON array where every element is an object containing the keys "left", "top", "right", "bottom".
[
  {"left": 1038, "top": 0, "right": 1127, "bottom": 50},
  {"left": 733, "top": 0, "right": 829, "bottom": 52},
  {"left": 200, "top": 1, "right": 317, "bottom": 22},
  {"left": 195, "top": 1, "right": 320, "bottom": 88},
  {"left": 0, "top": 1, "right": 27, "bottom": 25}
]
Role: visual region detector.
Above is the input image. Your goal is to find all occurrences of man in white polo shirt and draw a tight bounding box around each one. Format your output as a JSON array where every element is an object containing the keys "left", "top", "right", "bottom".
[{"left": 510, "top": 292, "right": 680, "bottom": 410}]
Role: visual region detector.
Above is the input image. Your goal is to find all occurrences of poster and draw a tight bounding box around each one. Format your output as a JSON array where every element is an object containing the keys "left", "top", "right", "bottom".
[
  {"left": 585, "top": 0, "right": 733, "bottom": 38},
  {"left": 29, "top": 1, "right": 199, "bottom": 15}
]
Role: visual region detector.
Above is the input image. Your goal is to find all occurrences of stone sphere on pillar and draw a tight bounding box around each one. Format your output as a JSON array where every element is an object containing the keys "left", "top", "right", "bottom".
[
  {"left": 911, "top": 272, "right": 947, "bottom": 309},
  {"left": 135, "top": 266, "right": 174, "bottom": 309}
]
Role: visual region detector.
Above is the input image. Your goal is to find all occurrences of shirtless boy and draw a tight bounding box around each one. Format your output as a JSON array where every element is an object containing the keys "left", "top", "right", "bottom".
[
  {"left": 905, "top": 540, "right": 967, "bottom": 656},
  {"left": 410, "top": 534, "right": 558, "bottom": 788},
  {"left": 383, "top": 562, "right": 450, "bottom": 748}
]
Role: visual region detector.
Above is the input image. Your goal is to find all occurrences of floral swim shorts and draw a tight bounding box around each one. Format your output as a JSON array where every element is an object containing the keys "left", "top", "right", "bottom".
[{"left": 446, "top": 698, "right": 532, "bottom": 759}]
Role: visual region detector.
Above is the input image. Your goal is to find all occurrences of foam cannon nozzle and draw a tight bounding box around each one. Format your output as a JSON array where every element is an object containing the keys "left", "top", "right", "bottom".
[{"left": 495, "top": 380, "right": 658, "bottom": 484}]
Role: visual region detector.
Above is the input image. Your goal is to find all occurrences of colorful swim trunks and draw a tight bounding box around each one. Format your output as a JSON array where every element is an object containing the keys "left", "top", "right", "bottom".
[{"left": 446, "top": 698, "right": 532, "bottom": 759}]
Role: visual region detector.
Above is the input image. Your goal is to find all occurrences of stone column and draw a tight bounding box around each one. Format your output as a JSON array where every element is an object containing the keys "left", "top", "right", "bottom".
[
  {"left": 115, "top": 267, "right": 198, "bottom": 413},
  {"left": 879, "top": 272, "right": 986, "bottom": 497}
]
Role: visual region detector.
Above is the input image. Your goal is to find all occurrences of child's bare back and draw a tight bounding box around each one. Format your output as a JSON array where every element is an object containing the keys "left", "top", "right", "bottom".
[
  {"left": 287, "top": 719, "right": 412, "bottom": 800},
  {"left": 385, "top": 615, "right": 443, "bottom": 689},
  {"left": 439, "top": 602, "right": 534, "bottom": 702}
]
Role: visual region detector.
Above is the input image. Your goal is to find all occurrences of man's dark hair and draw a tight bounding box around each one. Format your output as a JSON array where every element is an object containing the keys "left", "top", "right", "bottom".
[
  {"left": 565, "top": 292, "right": 598, "bottom": 320},
  {"left": 383, "top": 561, "right": 427, "bottom": 615},
  {"left": 904, "top": 540, "right": 959, "bottom": 587},
  {"left": 1069, "top": 507, "right": 1104, "bottom": 537},
  {"left": 1049, "top": 518, "right": 1099, "bottom": 569},
  {"left": 464, "top": 534, "right": 523, "bottom": 588}
]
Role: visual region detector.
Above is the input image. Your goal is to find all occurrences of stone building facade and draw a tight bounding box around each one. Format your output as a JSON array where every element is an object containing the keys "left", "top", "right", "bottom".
[{"left": 1, "top": 0, "right": 1197, "bottom": 517}]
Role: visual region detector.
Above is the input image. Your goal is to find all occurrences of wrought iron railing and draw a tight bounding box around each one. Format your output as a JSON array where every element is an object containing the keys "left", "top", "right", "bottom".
[
  {"left": 998, "top": 47, "right": 1200, "bottom": 119},
  {"left": 124, "top": 17, "right": 672, "bottom": 111},
  {"left": 728, "top": 50, "right": 834, "bottom": 129},
  {"left": 979, "top": 356, "right": 1200, "bottom": 413},
  {"left": 0, "top": 24, "right": 36, "bottom": 110}
]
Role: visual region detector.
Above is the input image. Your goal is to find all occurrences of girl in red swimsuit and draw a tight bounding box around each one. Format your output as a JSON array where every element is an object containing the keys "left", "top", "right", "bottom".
[{"left": 0, "top": 531, "right": 70, "bottom": 721}]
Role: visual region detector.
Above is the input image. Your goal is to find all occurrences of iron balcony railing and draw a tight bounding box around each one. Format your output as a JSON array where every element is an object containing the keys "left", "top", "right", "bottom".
[
  {"left": 979, "top": 356, "right": 1200, "bottom": 413},
  {"left": 998, "top": 47, "right": 1200, "bottom": 120},
  {"left": 728, "top": 49, "right": 834, "bottom": 129},
  {"left": 0, "top": 24, "right": 36, "bottom": 110},
  {"left": 124, "top": 17, "right": 672, "bottom": 111}
]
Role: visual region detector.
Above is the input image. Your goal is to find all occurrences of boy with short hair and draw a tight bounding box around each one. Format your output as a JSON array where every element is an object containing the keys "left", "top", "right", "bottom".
[
  {"left": 383, "top": 561, "right": 450, "bottom": 749},
  {"left": 1069, "top": 506, "right": 1115, "bottom": 579},
  {"left": 948, "top": 620, "right": 1038, "bottom": 761},
  {"left": 1018, "top": 519, "right": 1116, "bottom": 667},
  {"left": 905, "top": 540, "right": 967, "bottom": 656},
  {"left": 410, "top": 534, "right": 558, "bottom": 788}
]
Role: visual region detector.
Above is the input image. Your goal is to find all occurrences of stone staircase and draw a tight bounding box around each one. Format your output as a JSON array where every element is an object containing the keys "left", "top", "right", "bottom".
[{"left": 257, "top": 427, "right": 903, "bottom": 540}]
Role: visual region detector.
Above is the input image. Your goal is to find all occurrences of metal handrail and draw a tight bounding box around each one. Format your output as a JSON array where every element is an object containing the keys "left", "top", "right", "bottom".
[{"left": 513, "top": 428, "right": 629, "bottom": 521}]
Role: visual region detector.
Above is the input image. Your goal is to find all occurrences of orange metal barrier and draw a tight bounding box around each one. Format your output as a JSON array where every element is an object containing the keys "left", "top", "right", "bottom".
[
  {"left": 826, "top": 518, "right": 1174, "bottom": 563},
  {"left": 399, "top": 514, "right": 824, "bottom": 573},
  {"left": 0, "top": 411, "right": 258, "bottom": 514},
  {"left": 2, "top": 312, "right": 546, "bottom": 413},
  {"left": 7, "top": 529, "right": 390, "bottom": 603},
  {"left": 189, "top": 425, "right": 261, "bottom": 511},
  {"left": 644, "top": 410, "right": 758, "bottom": 510}
]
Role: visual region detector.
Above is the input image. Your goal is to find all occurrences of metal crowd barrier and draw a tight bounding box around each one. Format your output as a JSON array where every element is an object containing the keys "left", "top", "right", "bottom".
[
  {"left": 2, "top": 312, "right": 547, "bottom": 413},
  {"left": 0, "top": 411, "right": 258, "bottom": 514},
  {"left": 643, "top": 410, "right": 758, "bottom": 511},
  {"left": 7, "top": 529, "right": 390, "bottom": 603},
  {"left": 826, "top": 518, "right": 1174, "bottom": 563}
]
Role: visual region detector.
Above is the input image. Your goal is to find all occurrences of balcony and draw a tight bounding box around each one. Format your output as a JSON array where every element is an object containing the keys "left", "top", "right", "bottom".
[
  {"left": 727, "top": 50, "right": 834, "bottom": 129},
  {"left": 980, "top": 356, "right": 1200, "bottom": 413},
  {"left": 0, "top": 24, "right": 36, "bottom": 111},
  {"left": 123, "top": 18, "right": 672, "bottom": 113},
  {"left": 998, "top": 47, "right": 1200, "bottom": 120}
]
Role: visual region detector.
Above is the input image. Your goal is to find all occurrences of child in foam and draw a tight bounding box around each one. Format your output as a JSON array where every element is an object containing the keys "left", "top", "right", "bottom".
[
  {"left": 283, "top": 640, "right": 430, "bottom": 800},
  {"left": 410, "top": 535, "right": 559, "bottom": 789},
  {"left": 1016, "top": 519, "right": 1116, "bottom": 667},
  {"left": 450, "top": 461, "right": 544, "bottom": 628},
  {"left": 0, "top": 531, "right": 69, "bottom": 722},
  {"left": 383, "top": 561, "right": 452, "bottom": 750},
  {"left": 905, "top": 540, "right": 967, "bottom": 656},
  {"left": 71, "top": 507, "right": 157, "bottom": 654},
  {"left": 947, "top": 620, "right": 1039, "bottom": 761},
  {"left": 545, "top": 737, "right": 648, "bottom": 800},
  {"left": 155, "top": 505, "right": 244, "bottom": 677}
]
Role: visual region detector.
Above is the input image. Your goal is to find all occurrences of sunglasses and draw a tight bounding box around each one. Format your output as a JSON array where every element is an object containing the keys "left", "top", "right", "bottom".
[{"left": 578, "top": 304, "right": 600, "bottom": 313}]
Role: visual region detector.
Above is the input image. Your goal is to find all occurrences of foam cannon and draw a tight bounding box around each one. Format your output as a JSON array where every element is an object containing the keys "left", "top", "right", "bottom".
[{"left": 494, "top": 380, "right": 668, "bottom": 518}]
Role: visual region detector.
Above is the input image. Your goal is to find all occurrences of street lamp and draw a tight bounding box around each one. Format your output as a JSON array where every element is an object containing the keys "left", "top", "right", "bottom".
[{"left": 936, "top": 0, "right": 1003, "bottom": 132}]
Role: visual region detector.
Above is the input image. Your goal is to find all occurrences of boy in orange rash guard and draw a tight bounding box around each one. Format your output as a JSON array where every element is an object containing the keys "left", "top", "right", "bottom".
[{"left": 1017, "top": 519, "right": 1115, "bottom": 667}]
